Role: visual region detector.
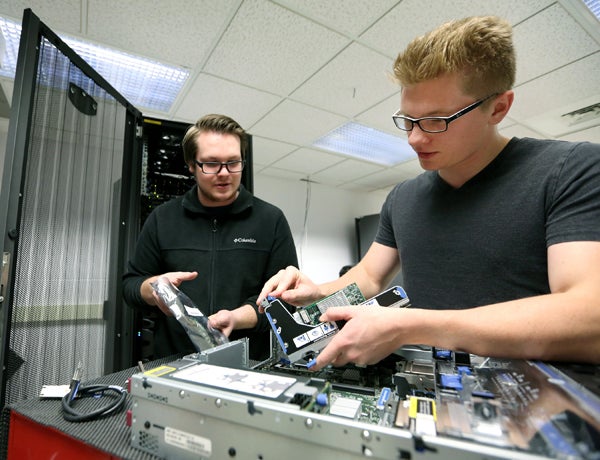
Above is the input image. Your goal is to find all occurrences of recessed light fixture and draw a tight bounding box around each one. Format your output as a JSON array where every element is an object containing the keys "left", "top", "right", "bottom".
[
  {"left": 313, "top": 121, "right": 415, "bottom": 166},
  {"left": 582, "top": 0, "right": 600, "bottom": 20},
  {"left": 0, "top": 16, "right": 189, "bottom": 112}
]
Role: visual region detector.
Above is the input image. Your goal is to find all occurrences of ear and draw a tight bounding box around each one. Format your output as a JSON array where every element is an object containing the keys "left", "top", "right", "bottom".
[
  {"left": 187, "top": 162, "right": 196, "bottom": 175},
  {"left": 489, "top": 90, "right": 514, "bottom": 125}
]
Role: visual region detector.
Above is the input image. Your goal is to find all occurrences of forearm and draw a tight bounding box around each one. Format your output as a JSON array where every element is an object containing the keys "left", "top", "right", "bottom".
[
  {"left": 231, "top": 304, "right": 259, "bottom": 330},
  {"left": 319, "top": 264, "right": 389, "bottom": 300},
  {"left": 408, "top": 293, "right": 600, "bottom": 363},
  {"left": 315, "top": 277, "right": 354, "bottom": 299}
]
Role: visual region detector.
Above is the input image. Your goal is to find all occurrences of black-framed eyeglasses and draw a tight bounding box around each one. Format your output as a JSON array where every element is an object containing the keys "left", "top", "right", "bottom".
[
  {"left": 195, "top": 159, "right": 245, "bottom": 174},
  {"left": 392, "top": 93, "right": 498, "bottom": 133}
]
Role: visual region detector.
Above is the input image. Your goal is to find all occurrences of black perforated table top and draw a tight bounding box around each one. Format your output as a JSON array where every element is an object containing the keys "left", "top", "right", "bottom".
[{"left": 1, "top": 356, "right": 178, "bottom": 459}]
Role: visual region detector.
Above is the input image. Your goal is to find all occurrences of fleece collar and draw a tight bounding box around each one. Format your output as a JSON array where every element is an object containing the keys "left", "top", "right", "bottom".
[{"left": 181, "top": 184, "right": 253, "bottom": 216}]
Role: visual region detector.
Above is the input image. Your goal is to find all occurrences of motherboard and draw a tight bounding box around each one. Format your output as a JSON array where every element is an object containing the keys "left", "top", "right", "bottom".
[
  {"left": 128, "top": 283, "right": 599, "bottom": 459},
  {"left": 128, "top": 342, "right": 600, "bottom": 459}
]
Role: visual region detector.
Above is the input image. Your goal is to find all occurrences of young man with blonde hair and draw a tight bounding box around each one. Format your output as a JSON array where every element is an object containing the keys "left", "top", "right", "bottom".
[{"left": 258, "top": 16, "right": 600, "bottom": 369}]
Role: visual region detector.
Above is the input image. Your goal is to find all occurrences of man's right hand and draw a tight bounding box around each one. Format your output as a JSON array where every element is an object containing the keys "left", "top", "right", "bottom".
[
  {"left": 257, "top": 266, "right": 321, "bottom": 311},
  {"left": 141, "top": 271, "right": 198, "bottom": 315}
]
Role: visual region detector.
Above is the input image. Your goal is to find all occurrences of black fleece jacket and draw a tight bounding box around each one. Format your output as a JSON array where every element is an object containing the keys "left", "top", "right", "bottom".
[{"left": 122, "top": 185, "right": 298, "bottom": 360}]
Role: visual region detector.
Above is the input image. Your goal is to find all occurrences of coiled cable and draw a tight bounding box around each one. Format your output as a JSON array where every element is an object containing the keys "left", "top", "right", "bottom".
[{"left": 61, "top": 380, "right": 127, "bottom": 422}]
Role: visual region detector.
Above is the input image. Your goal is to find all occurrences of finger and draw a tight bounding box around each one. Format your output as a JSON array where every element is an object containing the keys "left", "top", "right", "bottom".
[
  {"left": 257, "top": 302, "right": 271, "bottom": 314},
  {"left": 172, "top": 271, "right": 198, "bottom": 285},
  {"left": 279, "top": 289, "right": 305, "bottom": 306},
  {"left": 307, "top": 339, "right": 343, "bottom": 371},
  {"left": 306, "top": 356, "right": 322, "bottom": 371},
  {"left": 257, "top": 291, "right": 277, "bottom": 311},
  {"left": 257, "top": 266, "right": 298, "bottom": 305},
  {"left": 319, "top": 306, "right": 353, "bottom": 322},
  {"left": 256, "top": 271, "right": 284, "bottom": 305},
  {"left": 269, "top": 266, "right": 300, "bottom": 297},
  {"left": 207, "top": 315, "right": 219, "bottom": 328},
  {"left": 181, "top": 271, "right": 198, "bottom": 281}
]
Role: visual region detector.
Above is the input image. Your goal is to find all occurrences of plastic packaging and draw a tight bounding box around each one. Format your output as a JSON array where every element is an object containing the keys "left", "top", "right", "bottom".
[{"left": 150, "top": 277, "right": 228, "bottom": 351}]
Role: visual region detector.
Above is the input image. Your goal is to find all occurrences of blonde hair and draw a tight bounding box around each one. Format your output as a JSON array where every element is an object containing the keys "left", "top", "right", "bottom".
[
  {"left": 393, "top": 16, "right": 516, "bottom": 97},
  {"left": 182, "top": 114, "right": 247, "bottom": 165}
]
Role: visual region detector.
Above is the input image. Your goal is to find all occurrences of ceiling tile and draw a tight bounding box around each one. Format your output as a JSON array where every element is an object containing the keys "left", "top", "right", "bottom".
[
  {"left": 255, "top": 166, "right": 308, "bottom": 182},
  {"left": 290, "top": 43, "right": 397, "bottom": 116},
  {"left": 559, "top": 125, "right": 600, "bottom": 143},
  {"left": 359, "top": 0, "right": 555, "bottom": 57},
  {"left": 87, "top": 0, "right": 237, "bottom": 67},
  {"left": 0, "top": 1, "right": 81, "bottom": 31},
  {"left": 500, "top": 123, "right": 546, "bottom": 140},
  {"left": 525, "top": 94, "right": 600, "bottom": 138},
  {"left": 310, "top": 159, "right": 385, "bottom": 186},
  {"left": 203, "top": 0, "right": 349, "bottom": 95},
  {"left": 353, "top": 166, "right": 408, "bottom": 190},
  {"left": 510, "top": 54, "right": 600, "bottom": 120},
  {"left": 498, "top": 116, "right": 517, "bottom": 131},
  {"left": 271, "top": 0, "right": 398, "bottom": 37},
  {"left": 513, "top": 3, "right": 598, "bottom": 85},
  {"left": 174, "top": 73, "right": 281, "bottom": 127},
  {"left": 269, "top": 147, "right": 344, "bottom": 176},
  {"left": 355, "top": 92, "right": 404, "bottom": 136},
  {"left": 391, "top": 159, "right": 424, "bottom": 181},
  {"left": 249, "top": 99, "right": 347, "bottom": 146},
  {"left": 251, "top": 136, "right": 298, "bottom": 166}
]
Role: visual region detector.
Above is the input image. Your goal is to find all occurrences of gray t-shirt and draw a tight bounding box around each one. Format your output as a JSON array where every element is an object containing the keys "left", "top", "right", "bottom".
[{"left": 376, "top": 137, "right": 600, "bottom": 309}]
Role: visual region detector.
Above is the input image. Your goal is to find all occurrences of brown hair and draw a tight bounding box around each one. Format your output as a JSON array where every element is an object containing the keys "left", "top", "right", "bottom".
[
  {"left": 182, "top": 114, "right": 247, "bottom": 165},
  {"left": 393, "top": 16, "right": 516, "bottom": 98}
]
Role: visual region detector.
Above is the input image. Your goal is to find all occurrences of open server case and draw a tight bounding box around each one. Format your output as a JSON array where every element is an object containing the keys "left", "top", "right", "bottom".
[
  {"left": 128, "top": 339, "right": 600, "bottom": 459},
  {"left": 128, "top": 286, "right": 600, "bottom": 459}
]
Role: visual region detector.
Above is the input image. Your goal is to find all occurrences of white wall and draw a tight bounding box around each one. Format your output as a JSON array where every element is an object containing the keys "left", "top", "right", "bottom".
[{"left": 254, "top": 173, "right": 388, "bottom": 284}]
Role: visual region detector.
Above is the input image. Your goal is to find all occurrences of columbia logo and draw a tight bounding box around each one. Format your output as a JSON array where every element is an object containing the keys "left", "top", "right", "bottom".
[{"left": 233, "top": 238, "right": 256, "bottom": 243}]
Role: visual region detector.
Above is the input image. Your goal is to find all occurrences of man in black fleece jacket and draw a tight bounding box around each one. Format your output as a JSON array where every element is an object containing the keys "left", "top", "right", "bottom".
[{"left": 123, "top": 114, "right": 298, "bottom": 360}]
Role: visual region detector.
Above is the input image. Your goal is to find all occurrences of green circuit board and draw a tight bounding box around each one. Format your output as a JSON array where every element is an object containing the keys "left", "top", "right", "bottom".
[{"left": 294, "top": 283, "right": 365, "bottom": 325}]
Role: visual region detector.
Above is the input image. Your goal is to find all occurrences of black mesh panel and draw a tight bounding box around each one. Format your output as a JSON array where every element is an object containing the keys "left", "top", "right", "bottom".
[{"left": 5, "top": 36, "right": 126, "bottom": 405}]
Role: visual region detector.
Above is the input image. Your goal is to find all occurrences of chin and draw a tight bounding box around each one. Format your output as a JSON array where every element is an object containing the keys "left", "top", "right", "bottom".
[
  {"left": 417, "top": 160, "right": 438, "bottom": 171},
  {"left": 213, "top": 190, "right": 237, "bottom": 202}
]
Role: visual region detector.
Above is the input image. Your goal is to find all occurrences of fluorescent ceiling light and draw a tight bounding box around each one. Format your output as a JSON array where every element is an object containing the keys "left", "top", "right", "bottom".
[
  {"left": 313, "top": 122, "right": 415, "bottom": 166},
  {"left": 582, "top": 0, "right": 600, "bottom": 19},
  {"left": 0, "top": 16, "right": 189, "bottom": 112}
]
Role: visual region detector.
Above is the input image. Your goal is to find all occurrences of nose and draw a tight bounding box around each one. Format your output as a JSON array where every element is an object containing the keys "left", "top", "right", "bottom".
[
  {"left": 407, "top": 124, "right": 431, "bottom": 148},
  {"left": 216, "top": 164, "right": 231, "bottom": 176}
]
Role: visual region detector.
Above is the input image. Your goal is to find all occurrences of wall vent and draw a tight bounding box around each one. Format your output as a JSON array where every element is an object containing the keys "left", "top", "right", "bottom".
[
  {"left": 526, "top": 96, "right": 600, "bottom": 137},
  {"left": 561, "top": 102, "right": 600, "bottom": 126}
]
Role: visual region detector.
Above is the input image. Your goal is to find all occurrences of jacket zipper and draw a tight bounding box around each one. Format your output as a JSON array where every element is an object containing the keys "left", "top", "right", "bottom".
[{"left": 210, "top": 217, "right": 218, "bottom": 310}]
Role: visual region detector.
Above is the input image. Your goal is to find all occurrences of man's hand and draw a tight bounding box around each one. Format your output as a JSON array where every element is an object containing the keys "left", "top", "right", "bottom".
[
  {"left": 257, "top": 266, "right": 321, "bottom": 311},
  {"left": 142, "top": 271, "right": 198, "bottom": 315},
  {"left": 208, "top": 309, "right": 236, "bottom": 337},
  {"left": 209, "top": 304, "right": 258, "bottom": 336},
  {"left": 307, "top": 306, "right": 405, "bottom": 371}
]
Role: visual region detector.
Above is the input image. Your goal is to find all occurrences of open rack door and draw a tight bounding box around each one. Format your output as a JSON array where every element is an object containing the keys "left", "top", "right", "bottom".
[{"left": 0, "top": 9, "right": 142, "bottom": 407}]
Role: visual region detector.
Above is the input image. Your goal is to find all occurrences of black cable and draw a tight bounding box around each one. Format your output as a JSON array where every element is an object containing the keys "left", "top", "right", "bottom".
[{"left": 61, "top": 383, "right": 127, "bottom": 423}]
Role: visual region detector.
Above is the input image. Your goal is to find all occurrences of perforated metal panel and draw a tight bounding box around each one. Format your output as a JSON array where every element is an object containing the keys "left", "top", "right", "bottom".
[
  {"left": 4, "top": 37, "right": 125, "bottom": 406},
  {"left": 1, "top": 9, "right": 142, "bottom": 407}
]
